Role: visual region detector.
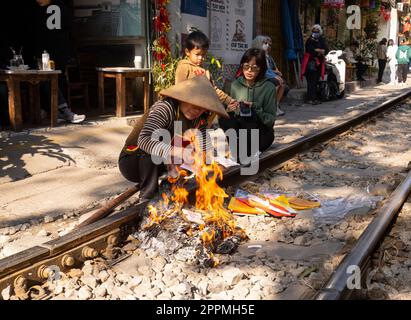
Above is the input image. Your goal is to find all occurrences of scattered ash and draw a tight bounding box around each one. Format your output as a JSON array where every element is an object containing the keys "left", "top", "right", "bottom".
[{"left": 134, "top": 205, "right": 246, "bottom": 268}]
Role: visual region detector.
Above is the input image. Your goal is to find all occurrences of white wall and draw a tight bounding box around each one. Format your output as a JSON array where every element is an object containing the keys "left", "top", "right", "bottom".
[{"left": 377, "top": 8, "right": 399, "bottom": 43}]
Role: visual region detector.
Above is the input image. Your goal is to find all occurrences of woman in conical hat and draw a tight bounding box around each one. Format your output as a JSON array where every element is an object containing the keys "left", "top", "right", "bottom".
[{"left": 119, "top": 75, "right": 229, "bottom": 201}]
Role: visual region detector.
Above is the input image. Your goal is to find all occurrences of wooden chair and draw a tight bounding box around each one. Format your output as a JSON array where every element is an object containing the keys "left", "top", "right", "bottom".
[{"left": 65, "top": 64, "right": 90, "bottom": 110}]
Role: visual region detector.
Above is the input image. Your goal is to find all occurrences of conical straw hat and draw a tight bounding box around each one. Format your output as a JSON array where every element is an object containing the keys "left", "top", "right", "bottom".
[{"left": 160, "top": 75, "right": 229, "bottom": 118}]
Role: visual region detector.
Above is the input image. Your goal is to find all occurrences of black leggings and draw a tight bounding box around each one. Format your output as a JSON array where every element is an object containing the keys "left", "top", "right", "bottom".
[
  {"left": 397, "top": 64, "right": 409, "bottom": 83},
  {"left": 305, "top": 70, "right": 320, "bottom": 101},
  {"left": 118, "top": 149, "right": 166, "bottom": 200},
  {"left": 219, "top": 112, "right": 274, "bottom": 163},
  {"left": 378, "top": 59, "right": 387, "bottom": 82}
]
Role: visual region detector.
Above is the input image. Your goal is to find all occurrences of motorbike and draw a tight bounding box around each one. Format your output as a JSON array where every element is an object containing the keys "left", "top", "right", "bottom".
[{"left": 318, "top": 50, "right": 346, "bottom": 101}]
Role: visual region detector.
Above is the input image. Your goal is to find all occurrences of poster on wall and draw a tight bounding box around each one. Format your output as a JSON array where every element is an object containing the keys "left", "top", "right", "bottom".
[
  {"left": 73, "top": 0, "right": 143, "bottom": 40},
  {"left": 180, "top": 0, "right": 254, "bottom": 65},
  {"left": 210, "top": 0, "right": 253, "bottom": 64}
]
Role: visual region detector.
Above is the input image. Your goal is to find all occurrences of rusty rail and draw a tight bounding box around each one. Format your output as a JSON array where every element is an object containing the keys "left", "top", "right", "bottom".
[{"left": 315, "top": 170, "right": 411, "bottom": 300}]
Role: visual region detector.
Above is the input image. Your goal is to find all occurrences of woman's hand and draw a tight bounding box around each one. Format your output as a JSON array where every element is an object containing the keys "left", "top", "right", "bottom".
[{"left": 227, "top": 99, "right": 240, "bottom": 112}]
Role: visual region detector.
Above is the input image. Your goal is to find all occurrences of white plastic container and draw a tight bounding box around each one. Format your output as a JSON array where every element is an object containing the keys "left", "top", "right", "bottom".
[
  {"left": 134, "top": 56, "right": 143, "bottom": 69},
  {"left": 42, "top": 51, "right": 50, "bottom": 71}
]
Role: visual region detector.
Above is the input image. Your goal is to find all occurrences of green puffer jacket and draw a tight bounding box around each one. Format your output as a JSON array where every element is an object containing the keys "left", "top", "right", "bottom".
[
  {"left": 230, "top": 76, "right": 277, "bottom": 127},
  {"left": 396, "top": 45, "right": 411, "bottom": 65}
]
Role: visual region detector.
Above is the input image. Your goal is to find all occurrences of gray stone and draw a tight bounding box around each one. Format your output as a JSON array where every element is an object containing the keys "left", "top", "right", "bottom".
[
  {"left": 81, "top": 275, "right": 98, "bottom": 289},
  {"left": 370, "top": 183, "right": 393, "bottom": 197},
  {"left": 78, "top": 287, "right": 93, "bottom": 300},
  {"left": 157, "top": 291, "right": 173, "bottom": 300},
  {"left": 229, "top": 285, "right": 249, "bottom": 299},
  {"left": 116, "top": 273, "right": 131, "bottom": 284},
  {"left": 64, "top": 288, "right": 77, "bottom": 299},
  {"left": 133, "top": 283, "right": 152, "bottom": 298},
  {"left": 94, "top": 286, "right": 107, "bottom": 298},
  {"left": 245, "top": 291, "right": 262, "bottom": 300},
  {"left": 37, "top": 229, "right": 50, "bottom": 237},
  {"left": 152, "top": 280, "right": 166, "bottom": 292},
  {"left": 1, "top": 285, "right": 11, "bottom": 300},
  {"left": 221, "top": 268, "right": 244, "bottom": 286},
  {"left": 152, "top": 256, "right": 167, "bottom": 272},
  {"left": 272, "top": 283, "right": 314, "bottom": 300},
  {"left": 170, "top": 283, "right": 192, "bottom": 296},
  {"left": 293, "top": 235, "right": 308, "bottom": 246},
  {"left": 82, "top": 264, "right": 95, "bottom": 276},
  {"left": 163, "top": 263, "right": 174, "bottom": 275},
  {"left": 97, "top": 270, "right": 110, "bottom": 282},
  {"left": 137, "top": 265, "right": 153, "bottom": 277},
  {"left": 208, "top": 278, "right": 229, "bottom": 294},
  {"left": 197, "top": 280, "right": 209, "bottom": 296},
  {"left": 146, "top": 287, "right": 162, "bottom": 299},
  {"left": 54, "top": 284, "right": 64, "bottom": 295},
  {"left": 270, "top": 175, "right": 302, "bottom": 190},
  {"left": 162, "top": 275, "right": 180, "bottom": 288},
  {"left": 44, "top": 215, "right": 54, "bottom": 223},
  {"left": 209, "top": 292, "right": 229, "bottom": 300},
  {"left": 128, "top": 276, "right": 143, "bottom": 289},
  {"left": 8, "top": 227, "right": 17, "bottom": 235},
  {"left": 290, "top": 266, "right": 306, "bottom": 278}
]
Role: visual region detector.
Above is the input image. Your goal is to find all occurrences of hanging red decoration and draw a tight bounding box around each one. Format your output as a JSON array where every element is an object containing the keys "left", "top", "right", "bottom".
[
  {"left": 152, "top": 0, "right": 171, "bottom": 64},
  {"left": 383, "top": 11, "right": 391, "bottom": 21}
]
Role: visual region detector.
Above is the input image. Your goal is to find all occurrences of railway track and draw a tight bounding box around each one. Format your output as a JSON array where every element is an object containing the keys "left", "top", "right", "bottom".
[{"left": 1, "top": 90, "right": 411, "bottom": 300}]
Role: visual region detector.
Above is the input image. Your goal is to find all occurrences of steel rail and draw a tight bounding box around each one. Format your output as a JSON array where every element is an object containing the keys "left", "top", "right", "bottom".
[
  {"left": 315, "top": 170, "right": 411, "bottom": 300},
  {"left": 1, "top": 90, "right": 410, "bottom": 296}
]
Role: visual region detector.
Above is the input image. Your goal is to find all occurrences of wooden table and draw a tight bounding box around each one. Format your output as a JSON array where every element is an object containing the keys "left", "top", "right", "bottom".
[
  {"left": 97, "top": 67, "right": 151, "bottom": 117},
  {"left": 0, "top": 69, "right": 61, "bottom": 131}
]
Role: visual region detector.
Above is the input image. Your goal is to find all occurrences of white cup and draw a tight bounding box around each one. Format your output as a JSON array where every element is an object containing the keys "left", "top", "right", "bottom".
[{"left": 134, "top": 56, "right": 143, "bottom": 69}]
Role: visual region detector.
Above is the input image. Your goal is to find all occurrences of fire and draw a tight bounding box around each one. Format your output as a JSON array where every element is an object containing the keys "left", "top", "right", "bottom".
[
  {"left": 201, "top": 229, "right": 215, "bottom": 247},
  {"left": 145, "top": 134, "right": 245, "bottom": 265},
  {"left": 171, "top": 186, "right": 189, "bottom": 207},
  {"left": 144, "top": 193, "right": 175, "bottom": 229},
  {"left": 191, "top": 137, "right": 239, "bottom": 241}
]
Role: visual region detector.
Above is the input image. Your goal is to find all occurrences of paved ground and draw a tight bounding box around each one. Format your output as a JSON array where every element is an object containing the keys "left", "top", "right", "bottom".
[{"left": 0, "top": 79, "right": 410, "bottom": 228}]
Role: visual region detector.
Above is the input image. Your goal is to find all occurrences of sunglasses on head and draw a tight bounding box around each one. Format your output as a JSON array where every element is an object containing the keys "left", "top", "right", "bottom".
[{"left": 242, "top": 63, "right": 260, "bottom": 72}]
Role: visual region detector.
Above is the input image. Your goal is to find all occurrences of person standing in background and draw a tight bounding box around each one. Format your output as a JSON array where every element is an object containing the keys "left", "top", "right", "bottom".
[
  {"left": 35, "top": 0, "right": 85, "bottom": 123},
  {"left": 377, "top": 38, "right": 388, "bottom": 84},
  {"left": 386, "top": 39, "right": 398, "bottom": 85},
  {"left": 252, "top": 35, "right": 287, "bottom": 116},
  {"left": 301, "top": 24, "right": 329, "bottom": 105},
  {"left": 396, "top": 38, "right": 411, "bottom": 86}
]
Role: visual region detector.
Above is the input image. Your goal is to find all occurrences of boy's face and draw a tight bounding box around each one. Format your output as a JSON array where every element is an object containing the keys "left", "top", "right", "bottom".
[{"left": 185, "top": 47, "right": 207, "bottom": 66}]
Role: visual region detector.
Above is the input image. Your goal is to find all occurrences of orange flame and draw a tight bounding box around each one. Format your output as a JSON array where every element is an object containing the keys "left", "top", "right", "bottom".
[
  {"left": 202, "top": 229, "right": 215, "bottom": 247},
  {"left": 190, "top": 136, "right": 238, "bottom": 242},
  {"left": 171, "top": 186, "right": 189, "bottom": 206}
]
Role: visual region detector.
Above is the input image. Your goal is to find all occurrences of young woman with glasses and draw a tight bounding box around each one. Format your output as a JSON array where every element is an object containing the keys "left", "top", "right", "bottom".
[{"left": 218, "top": 48, "right": 277, "bottom": 163}]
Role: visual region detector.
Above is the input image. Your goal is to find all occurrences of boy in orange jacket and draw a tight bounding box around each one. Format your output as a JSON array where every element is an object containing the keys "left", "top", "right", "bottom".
[{"left": 175, "top": 31, "right": 238, "bottom": 113}]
